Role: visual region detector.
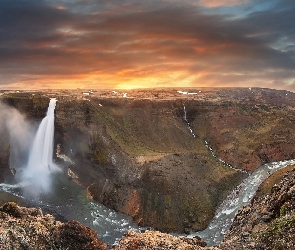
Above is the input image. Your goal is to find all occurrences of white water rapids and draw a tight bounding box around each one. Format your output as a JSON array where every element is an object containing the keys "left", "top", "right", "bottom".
[{"left": 189, "top": 159, "right": 295, "bottom": 246}]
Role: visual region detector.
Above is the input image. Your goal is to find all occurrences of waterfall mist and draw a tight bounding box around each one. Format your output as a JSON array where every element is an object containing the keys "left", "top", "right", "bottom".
[{"left": 0, "top": 101, "right": 35, "bottom": 177}]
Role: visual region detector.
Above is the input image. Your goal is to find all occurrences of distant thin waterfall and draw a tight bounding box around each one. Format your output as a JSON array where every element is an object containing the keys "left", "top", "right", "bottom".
[
  {"left": 23, "top": 98, "right": 59, "bottom": 192},
  {"left": 204, "top": 140, "right": 247, "bottom": 173},
  {"left": 183, "top": 105, "right": 196, "bottom": 138}
]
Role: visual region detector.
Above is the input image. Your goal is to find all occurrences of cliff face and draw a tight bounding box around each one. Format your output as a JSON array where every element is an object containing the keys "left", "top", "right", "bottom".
[
  {"left": 1, "top": 88, "right": 295, "bottom": 233},
  {"left": 53, "top": 95, "right": 243, "bottom": 233}
]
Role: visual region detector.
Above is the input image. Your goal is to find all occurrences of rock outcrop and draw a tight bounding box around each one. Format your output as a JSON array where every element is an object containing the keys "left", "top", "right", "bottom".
[
  {"left": 114, "top": 231, "right": 219, "bottom": 250},
  {"left": 0, "top": 202, "right": 108, "bottom": 250}
]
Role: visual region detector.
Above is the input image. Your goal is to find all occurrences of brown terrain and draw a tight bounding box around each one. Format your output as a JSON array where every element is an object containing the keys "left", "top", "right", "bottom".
[{"left": 1, "top": 87, "right": 295, "bottom": 239}]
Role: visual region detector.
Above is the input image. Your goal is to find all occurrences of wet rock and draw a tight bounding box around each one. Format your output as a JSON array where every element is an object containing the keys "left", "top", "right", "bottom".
[{"left": 261, "top": 214, "right": 271, "bottom": 222}]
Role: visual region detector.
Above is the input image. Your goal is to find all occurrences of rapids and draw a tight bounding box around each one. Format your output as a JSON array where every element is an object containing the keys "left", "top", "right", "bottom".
[{"left": 188, "top": 159, "right": 295, "bottom": 246}]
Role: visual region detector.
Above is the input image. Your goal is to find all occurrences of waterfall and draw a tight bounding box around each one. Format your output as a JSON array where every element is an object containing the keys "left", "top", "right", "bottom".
[
  {"left": 204, "top": 140, "right": 247, "bottom": 173},
  {"left": 23, "top": 98, "right": 59, "bottom": 192},
  {"left": 188, "top": 159, "right": 295, "bottom": 246},
  {"left": 183, "top": 105, "right": 196, "bottom": 138}
]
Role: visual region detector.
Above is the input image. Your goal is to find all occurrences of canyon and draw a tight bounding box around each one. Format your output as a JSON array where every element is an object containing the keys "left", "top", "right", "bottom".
[{"left": 1, "top": 87, "right": 295, "bottom": 244}]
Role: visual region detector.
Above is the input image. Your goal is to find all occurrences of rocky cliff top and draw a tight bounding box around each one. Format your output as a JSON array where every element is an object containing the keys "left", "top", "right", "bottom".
[{"left": 0, "top": 202, "right": 108, "bottom": 250}]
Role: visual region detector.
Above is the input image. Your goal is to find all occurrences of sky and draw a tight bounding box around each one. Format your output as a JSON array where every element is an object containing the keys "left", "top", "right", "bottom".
[{"left": 0, "top": 0, "right": 295, "bottom": 90}]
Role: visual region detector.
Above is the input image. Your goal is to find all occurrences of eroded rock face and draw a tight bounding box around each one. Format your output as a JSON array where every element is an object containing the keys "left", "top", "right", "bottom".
[
  {"left": 89, "top": 153, "right": 242, "bottom": 232},
  {"left": 220, "top": 167, "right": 295, "bottom": 250},
  {"left": 0, "top": 202, "right": 108, "bottom": 250}
]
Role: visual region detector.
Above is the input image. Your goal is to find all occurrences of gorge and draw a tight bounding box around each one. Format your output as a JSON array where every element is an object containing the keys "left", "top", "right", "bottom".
[{"left": 1, "top": 87, "right": 295, "bottom": 248}]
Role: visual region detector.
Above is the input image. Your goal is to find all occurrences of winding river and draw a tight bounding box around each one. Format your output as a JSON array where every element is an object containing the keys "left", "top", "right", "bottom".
[{"left": 2, "top": 159, "right": 294, "bottom": 246}]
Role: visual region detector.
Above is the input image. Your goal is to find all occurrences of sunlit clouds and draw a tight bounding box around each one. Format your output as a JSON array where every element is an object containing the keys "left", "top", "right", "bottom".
[
  {"left": 199, "top": 0, "right": 251, "bottom": 7},
  {"left": 0, "top": 0, "right": 295, "bottom": 90}
]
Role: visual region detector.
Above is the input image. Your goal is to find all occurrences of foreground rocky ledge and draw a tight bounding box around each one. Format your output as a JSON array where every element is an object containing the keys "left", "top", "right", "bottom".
[
  {"left": 0, "top": 202, "right": 108, "bottom": 250},
  {"left": 113, "top": 231, "right": 219, "bottom": 250},
  {"left": 0, "top": 201, "right": 203, "bottom": 250},
  {"left": 0, "top": 202, "right": 217, "bottom": 250}
]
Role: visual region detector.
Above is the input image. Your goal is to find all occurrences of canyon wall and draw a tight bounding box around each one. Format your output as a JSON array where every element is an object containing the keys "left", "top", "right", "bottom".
[{"left": 1, "top": 88, "right": 295, "bottom": 233}]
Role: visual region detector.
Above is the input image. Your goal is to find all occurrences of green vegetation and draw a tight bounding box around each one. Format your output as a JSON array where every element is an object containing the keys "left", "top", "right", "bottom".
[{"left": 252, "top": 214, "right": 295, "bottom": 250}]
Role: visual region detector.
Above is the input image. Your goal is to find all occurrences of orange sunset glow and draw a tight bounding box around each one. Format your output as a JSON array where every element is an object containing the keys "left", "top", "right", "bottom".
[{"left": 0, "top": 0, "right": 295, "bottom": 91}]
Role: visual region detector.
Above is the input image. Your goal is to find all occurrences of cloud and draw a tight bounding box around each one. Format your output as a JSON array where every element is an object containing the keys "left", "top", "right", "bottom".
[
  {"left": 0, "top": 0, "right": 294, "bottom": 90},
  {"left": 199, "top": 0, "right": 251, "bottom": 7}
]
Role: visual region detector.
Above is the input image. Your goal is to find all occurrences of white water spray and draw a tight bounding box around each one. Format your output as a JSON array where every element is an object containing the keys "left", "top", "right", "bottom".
[{"left": 23, "top": 98, "right": 59, "bottom": 192}]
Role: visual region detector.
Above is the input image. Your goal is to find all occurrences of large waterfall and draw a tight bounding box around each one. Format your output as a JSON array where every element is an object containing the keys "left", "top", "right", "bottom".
[{"left": 23, "top": 98, "right": 59, "bottom": 192}]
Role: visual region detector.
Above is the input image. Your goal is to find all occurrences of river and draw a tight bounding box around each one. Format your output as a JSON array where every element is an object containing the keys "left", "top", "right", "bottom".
[
  {"left": 1, "top": 158, "right": 295, "bottom": 246},
  {"left": 0, "top": 171, "right": 143, "bottom": 246}
]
